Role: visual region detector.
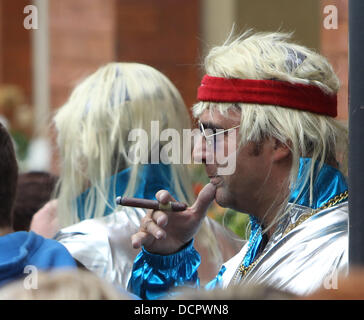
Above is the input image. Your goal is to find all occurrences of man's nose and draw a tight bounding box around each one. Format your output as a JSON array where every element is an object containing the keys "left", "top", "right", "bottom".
[{"left": 192, "top": 135, "right": 214, "bottom": 164}]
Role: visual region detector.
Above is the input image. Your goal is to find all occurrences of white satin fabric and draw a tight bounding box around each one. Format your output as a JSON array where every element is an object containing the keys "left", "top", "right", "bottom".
[{"left": 55, "top": 206, "right": 242, "bottom": 289}]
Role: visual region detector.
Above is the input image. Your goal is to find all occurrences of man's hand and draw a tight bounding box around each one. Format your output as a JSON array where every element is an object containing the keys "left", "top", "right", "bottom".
[
  {"left": 131, "top": 183, "right": 216, "bottom": 255},
  {"left": 30, "top": 199, "right": 60, "bottom": 239}
]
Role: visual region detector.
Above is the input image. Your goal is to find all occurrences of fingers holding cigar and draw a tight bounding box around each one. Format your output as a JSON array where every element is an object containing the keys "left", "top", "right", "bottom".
[
  {"left": 153, "top": 209, "right": 168, "bottom": 228},
  {"left": 155, "top": 189, "right": 176, "bottom": 205},
  {"left": 129, "top": 185, "right": 216, "bottom": 255},
  {"left": 130, "top": 190, "right": 185, "bottom": 253},
  {"left": 144, "top": 211, "right": 167, "bottom": 239},
  {"left": 131, "top": 209, "right": 168, "bottom": 250},
  {"left": 131, "top": 230, "right": 151, "bottom": 249},
  {"left": 150, "top": 189, "right": 179, "bottom": 233}
]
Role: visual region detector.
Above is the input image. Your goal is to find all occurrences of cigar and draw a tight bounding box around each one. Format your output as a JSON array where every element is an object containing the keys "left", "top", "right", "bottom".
[{"left": 115, "top": 196, "right": 187, "bottom": 211}]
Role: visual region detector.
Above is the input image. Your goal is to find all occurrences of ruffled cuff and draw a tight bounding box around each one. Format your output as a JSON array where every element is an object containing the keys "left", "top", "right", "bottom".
[{"left": 127, "top": 239, "right": 201, "bottom": 300}]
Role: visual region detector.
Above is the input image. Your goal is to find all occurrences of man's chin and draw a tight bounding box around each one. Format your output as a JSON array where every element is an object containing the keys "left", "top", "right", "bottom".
[
  {"left": 208, "top": 176, "right": 231, "bottom": 207},
  {"left": 214, "top": 186, "right": 230, "bottom": 208}
]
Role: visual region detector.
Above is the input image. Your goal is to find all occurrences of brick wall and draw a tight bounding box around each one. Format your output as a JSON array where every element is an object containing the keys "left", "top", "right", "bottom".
[
  {"left": 48, "top": 0, "right": 201, "bottom": 172},
  {"left": 49, "top": 0, "right": 116, "bottom": 109},
  {"left": 320, "top": 0, "right": 348, "bottom": 120},
  {"left": 0, "top": 0, "right": 32, "bottom": 104},
  {"left": 116, "top": 0, "right": 201, "bottom": 112},
  {"left": 48, "top": 0, "right": 117, "bottom": 172},
  {"left": 50, "top": 0, "right": 201, "bottom": 112}
]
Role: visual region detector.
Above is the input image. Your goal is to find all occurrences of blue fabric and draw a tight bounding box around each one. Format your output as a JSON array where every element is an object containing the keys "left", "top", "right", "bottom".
[
  {"left": 204, "top": 266, "right": 226, "bottom": 290},
  {"left": 241, "top": 216, "right": 263, "bottom": 269},
  {"left": 128, "top": 158, "right": 348, "bottom": 299},
  {"left": 76, "top": 163, "right": 178, "bottom": 220},
  {"left": 127, "top": 240, "right": 200, "bottom": 300},
  {"left": 0, "top": 231, "right": 77, "bottom": 287},
  {"left": 289, "top": 158, "right": 348, "bottom": 209}
]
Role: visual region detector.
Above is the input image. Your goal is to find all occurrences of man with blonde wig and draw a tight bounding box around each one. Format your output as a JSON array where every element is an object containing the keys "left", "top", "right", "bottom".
[
  {"left": 129, "top": 31, "right": 348, "bottom": 299},
  {"left": 31, "top": 63, "right": 240, "bottom": 289}
]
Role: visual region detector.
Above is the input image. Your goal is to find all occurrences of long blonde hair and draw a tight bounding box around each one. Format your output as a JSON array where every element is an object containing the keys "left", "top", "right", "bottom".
[
  {"left": 193, "top": 31, "right": 348, "bottom": 230},
  {"left": 54, "top": 63, "right": 194, "bottom": 227}
]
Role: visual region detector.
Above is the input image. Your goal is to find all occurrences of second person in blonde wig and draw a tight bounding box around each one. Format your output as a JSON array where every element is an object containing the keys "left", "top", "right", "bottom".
[{"left": 32, "top": 63, "right": 240, "bottom": 289}]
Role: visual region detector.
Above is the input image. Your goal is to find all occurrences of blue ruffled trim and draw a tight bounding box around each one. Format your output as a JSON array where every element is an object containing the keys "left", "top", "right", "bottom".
[
  {"left": 128, "top": 240, "right": 200, "bottom": 300},
  {"left": 242, "top": 216, "right": 263, "bottom": 268}
]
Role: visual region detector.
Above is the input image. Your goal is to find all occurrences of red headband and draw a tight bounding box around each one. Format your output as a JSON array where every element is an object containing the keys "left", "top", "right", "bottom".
[{"left": 197, "top": 75, "right": 337, "bottom": 117}]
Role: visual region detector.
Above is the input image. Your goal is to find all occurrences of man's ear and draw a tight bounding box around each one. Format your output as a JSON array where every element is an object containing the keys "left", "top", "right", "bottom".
[{"left": 272, "top": 138, "right": 291, "bottom": 162}]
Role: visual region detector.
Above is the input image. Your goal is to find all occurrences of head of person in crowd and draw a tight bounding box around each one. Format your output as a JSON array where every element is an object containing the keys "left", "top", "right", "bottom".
[
  {"left": 12, "top": 171, "right": 58, "bottom": 231},
  {"left": 47, "top": 62, "right": 241, "bottom": 288},
  {"left": 193, "top": 31, "right": 348, "bottom": 232},
  {"left": 171, "top": 282, "right": 295, "bottom": 300},
  {"left": 54, "top": 63, "right": 194, "bottom": 227},
  {"left": 0, "top": 127, "right": 76, "bottom": 288},
  {"left": 0, "top": 123, "right": 18, "bottom": 235},
  {"left": 0, "top": 269, "right": 130, "bottom": 300}
]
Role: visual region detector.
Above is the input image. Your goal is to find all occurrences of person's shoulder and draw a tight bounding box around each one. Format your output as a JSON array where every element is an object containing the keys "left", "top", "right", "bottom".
[
  {"left": 57, "top": 217, "right": 106, "bottom": 237},
  {"left": 28, "top": 231, "right": 77, "bottom": 268},
  {"left": 34, "top": 232, "right": 66, "bottom": 249},
  {"left": 313, "top": 201, "right": 348, "bottom": 228},
  {"left": 103, "top": 206, "right": 146, "bottom": 227},
  {"left": 56, "top": 206, "right": 145, "bottom": 237}
]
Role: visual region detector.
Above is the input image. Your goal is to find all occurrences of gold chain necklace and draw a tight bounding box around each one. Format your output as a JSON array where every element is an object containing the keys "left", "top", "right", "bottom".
[
  {"left": 283, "top": 190, "right": 348, "bottom": 236},
  {"left": 232, "top": 190, "right": 348, "bottom": 283}
]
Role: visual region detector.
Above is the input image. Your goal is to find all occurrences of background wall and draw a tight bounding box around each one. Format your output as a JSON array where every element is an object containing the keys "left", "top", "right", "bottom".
[
  {"left": 320, "top": 0, "right": 348, "bottom": 120},
  {"left": 236, "top": 0, "right": 321, "bottom": 50},
  {"left": 49, "top": 0, "right": 117, "bottom": 109},
  {"left": 0, "top": 0, "right": 32, "bottom": 103},
  {"left": 50, "top": 0, "right": 201, "bottom": 113},
  {"left": 0, "top": 0, "right": 349, "bottom": 174},
  {"left": 115, "top": 0, "right": 201, "bottom": 112}
]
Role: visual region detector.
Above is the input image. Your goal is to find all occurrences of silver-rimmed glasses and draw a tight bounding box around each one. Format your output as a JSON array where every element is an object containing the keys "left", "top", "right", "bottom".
[{"left": 198, "top": 120, "right": 240, "bottom": 148}]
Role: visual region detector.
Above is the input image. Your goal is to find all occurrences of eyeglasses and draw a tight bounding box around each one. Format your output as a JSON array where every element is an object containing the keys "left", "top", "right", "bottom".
[{"left": 198, "top": 120, "right": 240, "bottom": 148}]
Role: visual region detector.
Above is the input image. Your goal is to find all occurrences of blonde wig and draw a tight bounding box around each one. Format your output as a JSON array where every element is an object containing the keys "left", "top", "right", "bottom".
[
  {"left": 54, "top": 63, "right": 195, "bottom": 227},
  {"left": 193, "top": 31, "right": 348, "bottom": 231}
]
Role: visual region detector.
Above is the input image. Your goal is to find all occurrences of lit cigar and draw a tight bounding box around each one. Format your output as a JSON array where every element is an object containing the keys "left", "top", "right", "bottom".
[{"left": 115, "top": 196, "right": 187, "bottom": 211}]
